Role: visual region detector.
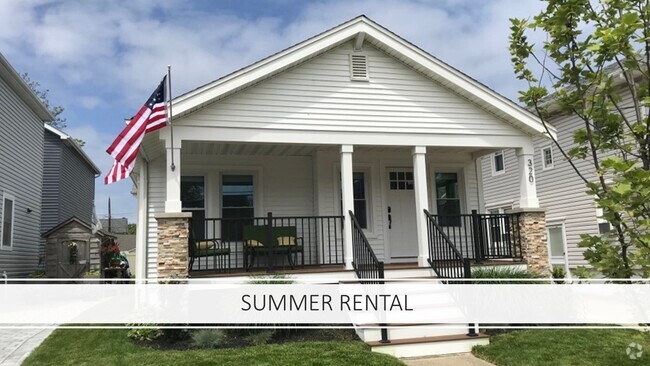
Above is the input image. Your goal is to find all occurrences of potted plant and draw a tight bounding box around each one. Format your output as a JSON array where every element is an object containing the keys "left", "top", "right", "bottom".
[{"left": 100, "top": 242, "right": 122, "bottom": 268}]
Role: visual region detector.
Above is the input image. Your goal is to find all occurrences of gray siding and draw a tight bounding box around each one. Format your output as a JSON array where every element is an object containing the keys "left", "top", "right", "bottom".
[
  {"left": 42, "top": 129, "right": 96, "bottom": 234},
  {"left": 0, "top": 75, "right": 44, "bottom": 277}
]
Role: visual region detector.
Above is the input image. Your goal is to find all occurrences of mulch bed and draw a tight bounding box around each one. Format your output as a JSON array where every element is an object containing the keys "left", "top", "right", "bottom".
[{"left": 134, "top": 328, "right": 359, "bottom": 351}]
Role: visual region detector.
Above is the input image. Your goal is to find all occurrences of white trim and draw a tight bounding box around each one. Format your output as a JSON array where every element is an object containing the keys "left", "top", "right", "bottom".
[
  {"left": 491, "top": 150, "right": 505, "bottom": 176},
  {"left": 0, "top": 192, "right": 16, "bottom": 251},
  {"left": 541, "top": 145, "right": 554, "bottom": 170},
  {"left": 44, "top": 124, "right": 101, "bottom": 175}
]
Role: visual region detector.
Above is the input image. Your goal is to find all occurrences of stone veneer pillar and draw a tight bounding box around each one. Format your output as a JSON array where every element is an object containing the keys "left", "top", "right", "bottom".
[
  {"left": 155, "top": 212, "right": 192, "bottom": 279},
  {"left": 510, "top": 208, "right": 550, "bottom": 276}
]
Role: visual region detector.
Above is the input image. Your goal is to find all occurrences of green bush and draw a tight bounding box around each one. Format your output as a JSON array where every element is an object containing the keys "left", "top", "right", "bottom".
[
  {"left": 190, "top": 329, "right": 226, "bottom": 349},
  {"left": 127, "top": 326, "right": 163, "bottom": 341},
  {"left": 471, "top": 266, "right": 543, "bottom": 284},
  {"left": 243, "top": 329, "right": 276, "bottom": 346},
  {"left": 247, "top": 274, "right": 294, "bottom": 284}
]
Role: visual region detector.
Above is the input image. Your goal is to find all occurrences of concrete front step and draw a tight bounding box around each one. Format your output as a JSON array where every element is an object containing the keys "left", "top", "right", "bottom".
[
  {"left": 368, "top": 333, "right": 490, "bottom": 358},
  {"left": 357, "top": 324, "right": 474, "bottom": 342}
]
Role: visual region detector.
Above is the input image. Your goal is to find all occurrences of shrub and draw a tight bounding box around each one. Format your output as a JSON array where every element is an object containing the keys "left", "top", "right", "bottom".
[
  {"left": 243, "top": 329, "right": 276, "bottom": 345},
  {"left": 190, "top": 329, "right": 226, "bottom": 349},
  {"left": 127, "top": 326, "right": 163, "bottom": 341},
  {"left": 247, "top": 274, "right": 294, "bottom": 284},
  {"left": 471, "top": 266, "right": 543, "bottom": 284}
]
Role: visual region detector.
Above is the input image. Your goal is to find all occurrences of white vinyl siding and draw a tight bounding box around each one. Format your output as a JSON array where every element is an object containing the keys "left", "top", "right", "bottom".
[{"left": 178, "top": 41, "right": 522, "bottom": 137}]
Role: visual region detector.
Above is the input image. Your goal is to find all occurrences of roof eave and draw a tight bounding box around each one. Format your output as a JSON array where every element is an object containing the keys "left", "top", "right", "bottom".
[
  {"left": 44, "top": 124, "right": 101, "bottom": 175},
  {"left": 0, "top": 53, "right": 55, "bottom": 122}
]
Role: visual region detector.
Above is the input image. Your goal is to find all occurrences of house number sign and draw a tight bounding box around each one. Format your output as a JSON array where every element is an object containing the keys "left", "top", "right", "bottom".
[{"left": 528, "top": 159, "right": 534, "bottom": 183}]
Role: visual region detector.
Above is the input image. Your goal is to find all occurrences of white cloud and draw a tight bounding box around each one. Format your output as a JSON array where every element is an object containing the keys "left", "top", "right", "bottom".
[{"left": 78, "top": 96, "right": 102, "bottom": 109}]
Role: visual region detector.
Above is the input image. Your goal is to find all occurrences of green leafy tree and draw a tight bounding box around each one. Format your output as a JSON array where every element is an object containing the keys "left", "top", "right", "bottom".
[
  {"left": 510, "top": 0, "right": 650, "bottom": 278},
  {"left": 127, "top": 223, "right": 136, "bottom": 235},
  {"left": 20, "top": 73, "right": 85, "bottom": 147}
]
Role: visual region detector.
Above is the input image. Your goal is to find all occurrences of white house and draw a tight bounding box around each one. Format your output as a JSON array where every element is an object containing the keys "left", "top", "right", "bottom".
[{"left": 132, "top": 16, "right": 554, "bottom": 281}]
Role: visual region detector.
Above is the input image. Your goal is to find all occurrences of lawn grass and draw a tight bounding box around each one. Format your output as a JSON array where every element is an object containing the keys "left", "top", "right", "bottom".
[
  {"left": 472, "top": 329, "right": 650, "bottom": 366},
  {"left": 23, "top": 328, "right": 403, "bottom": 366}
]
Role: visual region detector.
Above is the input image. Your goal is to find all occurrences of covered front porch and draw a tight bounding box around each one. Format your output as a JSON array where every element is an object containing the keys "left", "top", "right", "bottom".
[{"left": 159, "top": 141, "right": 535, "bottom": 276}]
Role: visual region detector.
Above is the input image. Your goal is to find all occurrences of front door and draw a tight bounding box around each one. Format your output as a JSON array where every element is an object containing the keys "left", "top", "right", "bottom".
[{"left": 387, "top": 169, "right": 418, "bottom": 261}]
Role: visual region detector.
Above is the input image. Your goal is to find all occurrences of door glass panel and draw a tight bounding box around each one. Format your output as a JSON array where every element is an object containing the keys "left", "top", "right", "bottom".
[{"left": 548, "top": 225, "right": 565, "bottom": 257}]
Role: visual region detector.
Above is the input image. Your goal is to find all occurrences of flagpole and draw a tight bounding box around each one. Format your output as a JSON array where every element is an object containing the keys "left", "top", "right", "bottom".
[{"left": 167, "top": 65, "right": 175, "bottom": 171}]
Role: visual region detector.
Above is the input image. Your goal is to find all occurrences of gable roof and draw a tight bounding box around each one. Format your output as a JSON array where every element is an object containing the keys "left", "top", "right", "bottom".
[
  {"left": 42, "top": 216, "right": 114, "bottom": 238},
  {"left": 172, "top": 15, "right": 555, "bottom": 138},
  {"left": 44, "top": 124, "right": 101, "bottom": 175},
  {"left": 0, "top": 52, "right": 54, "bottom": 122}
]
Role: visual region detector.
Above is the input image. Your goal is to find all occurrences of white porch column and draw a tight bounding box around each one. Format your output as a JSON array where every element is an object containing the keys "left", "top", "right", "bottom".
[
  {"left": 135, "top": 160, "right": 148, "bottom": 282},
  {"left": 340, "top": 145, "right": 354, "bottom": 270},
  {"left": 412, "top": 146, "right": 430, "bottom": 267},
  {"left": 516, "top": 143, "right": 540, "bottom": 208},
  {"left": 164, "top": 140, "right": 182, "bottom": 213}
]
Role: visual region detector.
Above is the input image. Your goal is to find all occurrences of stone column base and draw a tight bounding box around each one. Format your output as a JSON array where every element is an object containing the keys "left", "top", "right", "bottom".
[
  {"left": 155, "top": 212, "right": 192, "bottom": 279},
  {"left": 510, "top": 208, "right": 550, "bottom": 276}
]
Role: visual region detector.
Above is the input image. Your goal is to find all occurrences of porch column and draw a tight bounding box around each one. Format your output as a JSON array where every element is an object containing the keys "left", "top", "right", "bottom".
[
  {"left": 516, "top": 144, "right": 539, "bottom": 208},
  {"left": 412, "top": 146, "right": 430, "bottom": 267},
  {"left": 340, "top": 145, "right": 354, "bottom": 270},
  {"left": 164, "top": 141, "right": 182, "bottom": 213}
]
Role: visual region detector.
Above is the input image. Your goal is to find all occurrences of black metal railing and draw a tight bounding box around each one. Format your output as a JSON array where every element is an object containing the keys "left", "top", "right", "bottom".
[
  {"left": 349, "top": 210, "right": 389, "bottom": 344},
  {"left": 349, "top": 210, "right": 384, "bottom": 281},
  {"left": 424, "top": 209, "right": 477, "bottom": 337},
  {"left": 188, "top": 213, "right": 344, "bottom": 273},
  {"left": 424, "top": 209, "right": 471, "bottom": 279},
  {"left": 426, "top": 210, "right": 522, "bottom": 262}
]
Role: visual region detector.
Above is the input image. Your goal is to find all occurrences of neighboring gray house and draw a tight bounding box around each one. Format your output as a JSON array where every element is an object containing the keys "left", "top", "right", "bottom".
[
  {"left": 480, "top": 88, "right": 635, "bottom": 271},
  {"left": 41, "top": 124, "right": 100, "bottom": 239},
  {"left": 0, "top": 53, "right": 54, "bottom": 277}
]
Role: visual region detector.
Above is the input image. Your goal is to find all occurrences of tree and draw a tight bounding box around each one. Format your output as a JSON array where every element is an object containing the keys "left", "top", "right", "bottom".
[
  {"left": 127, "top": 223, "right": 136, "bottom": 235},
  {"left": 510, "top": 0, "right": 650, "bottom": 278},
  {"left": 20, "top": 73, "right": 85, "bottom": 147}
]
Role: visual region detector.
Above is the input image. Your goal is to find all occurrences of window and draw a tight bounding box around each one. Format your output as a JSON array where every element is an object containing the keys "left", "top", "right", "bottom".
[
  {"left": 353, "top": 172, "right": 368, "bottom": 229},
  {"left": 181, "top": 176, "right": 205, "bottom": 240},
  {"left": 1, "top": 193, "right": 15, "bottom": 250},
  {"left": 222, "top": 175, "right": 254, "bottom": 240},
  {"left": 435, "top": 173, "right": 461, "bottom": 226},
  {"left": 389, "top": 171, "right": 414, "bottom": 190},
  {"left": 595, "top": 204, "right": 612, "bottom": 234},
  {"left": 542, "top": 146, "right": 554, "bottom": 170},
  {"left": 492, "top": 151, "right": 505, "bottom": 175},
  {"left": 341, "top": 172, "right": 370, "bottom": 229}
]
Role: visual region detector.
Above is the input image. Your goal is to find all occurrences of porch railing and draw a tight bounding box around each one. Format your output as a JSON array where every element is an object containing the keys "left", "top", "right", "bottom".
[
  {"left": 424, "top": 209, "right": 471, "bottom": 279},
  {"left": 349, "top": 210, "right": 384, "bottom": 281},
  {"left": 426, "top": 210, "right": 522, "bottom": 262},
  {"left": 349, "top": 210, "right": 389, "bottom": 344},
  {"left": 424, "top": 209, "right": 477, "bottom": 337},
  {"left": 188, "top": 213, "right": 344, "bottom": 273}
]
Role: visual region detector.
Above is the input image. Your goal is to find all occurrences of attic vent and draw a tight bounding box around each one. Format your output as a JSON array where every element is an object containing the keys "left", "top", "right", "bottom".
[{"left": 349, "top": 54, "right": 369, "bottom": 81}]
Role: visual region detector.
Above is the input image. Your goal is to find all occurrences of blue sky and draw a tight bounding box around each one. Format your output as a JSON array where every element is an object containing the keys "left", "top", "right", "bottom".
[{"left": 0, "top": 0, "right": 544, "bottom": 222}]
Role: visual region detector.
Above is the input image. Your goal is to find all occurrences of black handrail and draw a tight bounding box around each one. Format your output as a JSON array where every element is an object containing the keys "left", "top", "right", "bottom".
[
  {"left": 424, "top": 209, "right": 477, "bottom": 337},
  {"left": 424, "top": 209, "right": 470, "bottom": 279},
  {"left": 349, "top": 210, "right": 389, "bottom": 344}
]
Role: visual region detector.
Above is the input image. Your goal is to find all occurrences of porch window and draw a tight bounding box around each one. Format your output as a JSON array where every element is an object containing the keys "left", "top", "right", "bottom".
[
  {"left": 353, "top": 172, "right": 368, "bottom": 229},
  {"left": 181, "top": 176, "right": 205, "bottom": 240},
  {"left": 222, "top": 175, "right": 254, "bottom": 240},
  {"left": 492, "top": 151, "right": 505, "bottom": 175},
  {"left": 435, "top": 173, "right": 461, "bottom": 226},
  {"left": 340, "top": 172, "right": 369, "bottom": 229},
  {"left": 1, "top": 193, "right": 15, "bottom": 249}
]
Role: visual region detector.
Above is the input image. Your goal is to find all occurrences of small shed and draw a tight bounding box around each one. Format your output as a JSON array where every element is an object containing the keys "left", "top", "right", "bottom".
[{"left": 42, "top": 217, "right": 115, "bottom": 278}]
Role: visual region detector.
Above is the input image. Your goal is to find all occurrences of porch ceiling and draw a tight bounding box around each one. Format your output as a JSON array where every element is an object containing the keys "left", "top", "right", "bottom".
[{"left": 181, "top": 141, "right": 492, "bottom": 157}]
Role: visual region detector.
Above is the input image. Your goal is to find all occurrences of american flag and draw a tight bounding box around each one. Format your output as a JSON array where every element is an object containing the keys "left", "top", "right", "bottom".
[{"left": 105, "top": 76, "right": 168, "bottom": 184}]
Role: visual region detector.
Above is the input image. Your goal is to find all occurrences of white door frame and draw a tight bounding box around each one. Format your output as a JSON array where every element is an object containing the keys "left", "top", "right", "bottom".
[{"left": 546, "top": 220, "right": 570, "bottom": 277}]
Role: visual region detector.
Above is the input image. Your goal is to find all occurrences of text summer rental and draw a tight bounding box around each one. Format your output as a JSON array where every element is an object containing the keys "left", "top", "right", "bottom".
[{"left": 241, "top": 294, "right": 413, "bottom": 312}]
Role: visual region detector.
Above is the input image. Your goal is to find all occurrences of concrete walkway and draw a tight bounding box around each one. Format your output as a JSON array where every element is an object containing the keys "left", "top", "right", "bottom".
[
  {"left": 403, "top": 353, "right": 495, "bottom": 366},
  {"left": 0, "top": 327, "right": 54, "bottom": 365}
]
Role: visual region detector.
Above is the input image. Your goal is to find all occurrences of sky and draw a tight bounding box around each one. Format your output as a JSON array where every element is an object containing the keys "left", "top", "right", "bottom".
[{"left": 0, "top": 0, "right": 546, "bottom": 223}]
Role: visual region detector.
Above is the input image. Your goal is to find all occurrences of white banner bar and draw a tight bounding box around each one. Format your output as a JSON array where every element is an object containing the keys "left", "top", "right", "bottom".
[{"left": 1, "top": 283, "right": 649, "bottom": 324}]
